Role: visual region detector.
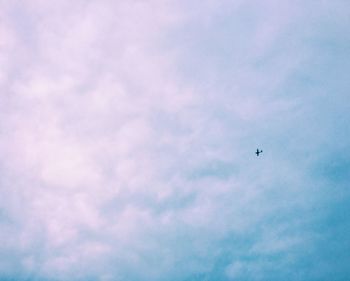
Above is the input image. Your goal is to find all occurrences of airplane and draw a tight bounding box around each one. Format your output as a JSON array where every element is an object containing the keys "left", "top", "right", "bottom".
[{"left": 255, "top": 149, "right": 263, "bottom": 156}]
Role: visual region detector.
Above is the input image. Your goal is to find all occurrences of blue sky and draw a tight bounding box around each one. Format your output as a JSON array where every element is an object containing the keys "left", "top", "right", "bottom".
[{"left": 0, "top": 1, "right": 349, "bottom": 280}]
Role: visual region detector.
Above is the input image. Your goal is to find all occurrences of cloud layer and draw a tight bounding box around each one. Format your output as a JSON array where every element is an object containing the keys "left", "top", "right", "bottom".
[{"left": 1, "top": 1, "right": 350, "bottom": 280}]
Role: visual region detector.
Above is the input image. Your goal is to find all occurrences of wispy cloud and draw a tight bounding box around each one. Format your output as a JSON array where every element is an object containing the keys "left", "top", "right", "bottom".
[{"left": 0, "top": 0, "right": 349, "bottom": 280}]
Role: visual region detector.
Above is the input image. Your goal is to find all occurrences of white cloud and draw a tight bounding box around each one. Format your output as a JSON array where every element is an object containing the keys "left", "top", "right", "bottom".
[{"left": 0, "top": 0, "right": 349, "bottom": 280}]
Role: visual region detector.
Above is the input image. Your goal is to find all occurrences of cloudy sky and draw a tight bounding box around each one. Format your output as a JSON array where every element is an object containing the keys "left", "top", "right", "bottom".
[{"left": 0, "top": 0, "right": 349, "bottom": 280}]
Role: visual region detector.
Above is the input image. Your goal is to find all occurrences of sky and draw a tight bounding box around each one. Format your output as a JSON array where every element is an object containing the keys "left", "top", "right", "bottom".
[{"left": 0, "top": 0, "right": 350, "bottom": 280}]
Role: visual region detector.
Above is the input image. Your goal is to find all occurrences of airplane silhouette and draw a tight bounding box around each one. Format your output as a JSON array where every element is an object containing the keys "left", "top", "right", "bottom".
[{"left": 255, "top": 149, "right": 263, "bottom": 156}]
